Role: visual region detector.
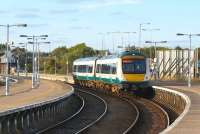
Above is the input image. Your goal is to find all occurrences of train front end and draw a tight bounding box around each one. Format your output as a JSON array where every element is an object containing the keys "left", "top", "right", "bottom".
[{"left": 119, "top": 51, "right": 150, "bottom": 91}]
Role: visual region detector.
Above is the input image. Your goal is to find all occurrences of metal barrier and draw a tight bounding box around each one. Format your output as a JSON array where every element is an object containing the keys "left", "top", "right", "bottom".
[
  {"left": 152, "top": 86, "right": 191, "bottom": 134},
  {"left": 0, "top": 85, "right": 74, "bottom": 134}
]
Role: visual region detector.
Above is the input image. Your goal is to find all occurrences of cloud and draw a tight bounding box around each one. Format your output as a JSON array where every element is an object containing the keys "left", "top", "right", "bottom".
[
  {"left": 21, "top": 8, "right": 40, "bottom": 13},
  {"left": 49, "top": 9, "right": 79, "bottom": 14},
  {"left": 51, "top": 0, "right": 142, "bottom": 9},
  {"left": 15, "top": 13, "right": 40, "bottom": 19},
  {"left": 0, "top": 10, "right": 9, "bottom": 14},
  {"left": 29, "top": 24, "right": 48, "bottom": 27},
  {"left": 110, "top": 11, "right": 124, "bottom": 16},
  {"left": 69, "top": 26, "right": 91, "bottom": 30}
]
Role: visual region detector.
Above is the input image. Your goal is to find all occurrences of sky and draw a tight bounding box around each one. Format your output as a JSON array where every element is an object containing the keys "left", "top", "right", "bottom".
[{"left": 0, "top": 0, "right": 200, "bottom": 52}]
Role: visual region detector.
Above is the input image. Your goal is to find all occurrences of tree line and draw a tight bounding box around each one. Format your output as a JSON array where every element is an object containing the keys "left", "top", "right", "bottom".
[{"left": 0, "top": 43, "right": 198, "bottom": 75}]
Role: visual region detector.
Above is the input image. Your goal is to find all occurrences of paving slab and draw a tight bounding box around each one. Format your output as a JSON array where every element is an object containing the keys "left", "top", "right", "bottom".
[
  {"left": 0, "top": 79, "right": 73, "bottom": 112},
  {"left": 156, "top": 81, "right": 200, "bottom": 134}
]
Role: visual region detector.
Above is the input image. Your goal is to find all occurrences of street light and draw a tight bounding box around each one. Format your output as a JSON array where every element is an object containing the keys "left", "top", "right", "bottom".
[
  {"left": 20, "top": 34, "right": 48, "bottom": 88},
  {"left": 145, "top": 40, "right": 167, "bottom": 81},
  {"left": 11, "top": 45, "right": 26, "bottom": 78},
  {"left": 0, "top": 24, "right": 27, "bottom": 96},
  {"left": 19, "top": 42, "right": 28, "bottom": 77},
  {"left": 138, "top": 22, "right": 151, "bottom": 51},
  {"left": 142, "top": 28, "right": 160, "bottom": 58},
  {"left": 107, "top": 32, "right": 136, "bottom": 53},
  {"left": 36, "top": 41, "right": 50, "bottom": 84},
  {"left": 176, "top": 33, "right": 200, "bottom": 87}
]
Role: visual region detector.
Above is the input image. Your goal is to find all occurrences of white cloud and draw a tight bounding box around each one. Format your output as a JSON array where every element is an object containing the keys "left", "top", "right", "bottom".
[
  {"left": 81, "top": 0, "right": 142, "bottom": 9},
  {"left": 55, "top": 0, "right": 142, "bottom": 10}
]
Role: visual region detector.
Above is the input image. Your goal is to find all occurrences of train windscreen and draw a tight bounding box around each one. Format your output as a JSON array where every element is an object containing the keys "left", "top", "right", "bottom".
[{"left": 122, "top": 59, "right": 146, "bottom": 74}]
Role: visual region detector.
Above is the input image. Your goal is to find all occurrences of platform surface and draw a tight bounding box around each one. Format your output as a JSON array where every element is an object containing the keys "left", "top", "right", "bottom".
[
  {"left": 0, "top": 79, "right": 72, "bottom": 112},
  {"left": 156, "top": 81, "right": 200, "bottom": 134}
]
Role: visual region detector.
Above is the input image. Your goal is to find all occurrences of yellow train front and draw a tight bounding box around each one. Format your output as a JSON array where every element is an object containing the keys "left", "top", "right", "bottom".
[{"left": 117, "top": 51, "right": 150, "bottom": 93}]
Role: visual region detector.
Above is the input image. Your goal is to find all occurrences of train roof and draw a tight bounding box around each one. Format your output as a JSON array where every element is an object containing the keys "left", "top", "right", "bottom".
[
  {"left": 118, "top": 50, "right": 145, "bottom": 57},
  {"left": 99, "top": 50, "right": 145, "bottom": 60},
  {"left": 74, "top": 51, "right": 145, "bottom": 63},
  {"left": 74, "top": 57, "right": 98, "bottom": 62}
]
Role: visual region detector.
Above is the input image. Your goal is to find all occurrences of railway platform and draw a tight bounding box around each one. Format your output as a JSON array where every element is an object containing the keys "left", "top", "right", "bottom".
[
  {"left": 0, "top": 79, "right": 73, "bottom": 113},
  {"left": 156, "top": 81, "right": 200, "bottom": 134}
]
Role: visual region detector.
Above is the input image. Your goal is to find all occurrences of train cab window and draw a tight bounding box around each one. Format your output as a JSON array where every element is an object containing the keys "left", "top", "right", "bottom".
[
  {"left": 78, "top": 65, "right": 87, "bottom": 73},
  {"left": 73, "top": 65, "right": 77, "bottom": 72},
  {"left": 122, "top": 60, "right": 146, "bottom": 74}
]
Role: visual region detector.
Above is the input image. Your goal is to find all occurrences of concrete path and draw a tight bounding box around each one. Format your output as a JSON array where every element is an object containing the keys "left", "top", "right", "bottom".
[
  {"left": 156, "top": 81, "right": 200, "bottom": 134},
  {"left": 0, "top": 79, "right": 72, "bottom": 112}
]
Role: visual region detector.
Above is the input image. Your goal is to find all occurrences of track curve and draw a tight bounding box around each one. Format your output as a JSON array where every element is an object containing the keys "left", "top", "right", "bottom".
[
  {"left": 38, "top": 88, "right": 107, "bottom": 134},
  {"left": 79, "top": 88, "right": 139, "bottom": 134}
]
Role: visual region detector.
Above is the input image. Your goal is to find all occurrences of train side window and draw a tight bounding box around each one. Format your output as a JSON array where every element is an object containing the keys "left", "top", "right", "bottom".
[
  {"left": 88, "top": 65, "right": 93, "bottom": 73},
  {"left": 96, "top": 64, "right": 101, "bottom": 73},
  {"left": 102, "top": 64, "right": 111, "bottom": 74},
  {"left": 111, "top": 64, "right": 117, "bottom": 74},
  {"left": 73, "top": 65, "right": 76, "bottom": 72}
]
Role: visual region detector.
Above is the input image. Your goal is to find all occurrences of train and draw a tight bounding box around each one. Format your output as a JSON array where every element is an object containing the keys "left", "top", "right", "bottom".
[{"left": 72, "top": 51, "right": 151, "bottom": 94}]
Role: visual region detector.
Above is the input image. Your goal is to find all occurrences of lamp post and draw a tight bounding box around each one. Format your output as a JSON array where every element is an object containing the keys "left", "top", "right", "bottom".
[
  {"left": 145, "top": 40, "right": 167, "bottom": 81},
  {"left": 98, "top": 33, "right": 106, "bottom": 55},
  {"left": 142, "top": 28, "right": 160, "bottom": 58},
  {"left": 55, "top": 56, "right": 57, "bottom": 76},
  {"left": 110, "top": 32, "right": 136, "bottom": 51},
  {"left": 20, "top": 34, "right": 48, "bottom": 88},
  {"left": 19, "top": 42, "right": 28, "bottom": 77},
  {"left": 138, "top": 23, "right": 150, "bottom": 51},
  {"left": 177, "top": 33, "right": 200, "bottom": 87},
  {"left": 0, "top": 24, "right": 27, "bottom": 96},
  {"left": 36, "top": 41, "right": 50, "bottom": 84}
]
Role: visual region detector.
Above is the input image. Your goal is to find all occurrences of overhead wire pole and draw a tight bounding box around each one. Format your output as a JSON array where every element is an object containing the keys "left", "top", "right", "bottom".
[
  {"left": 177, "top": 33, "right": 200, "bottom": 87},
  {"left": 138, "top": 23, "right": 151, "bottom": 52},
  {"left": 37, "top": 41, "right": 50, "bottom": 84},
  {"left": 18, "top": 42, "right": 27, "bottom": 77},
  {"left": 142, "top": 28, "right": 160, "bottom": 58},
  {"left": 107, "top": 32, "right": 115, "bottom": 53},
  {"left": 0, "top": 24, "right": 27, "bottom": 96},
  {"left": 98, "top": 32, "right": 105, "bottom": 56}
]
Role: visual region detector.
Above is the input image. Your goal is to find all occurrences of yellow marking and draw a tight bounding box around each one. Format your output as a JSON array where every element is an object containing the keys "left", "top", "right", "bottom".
[
  {"left": 123, "top": 74, "right": 145, "bottom": 82},
  {"left": 122, "top": 56, "right": 145, "bottom": 60}
]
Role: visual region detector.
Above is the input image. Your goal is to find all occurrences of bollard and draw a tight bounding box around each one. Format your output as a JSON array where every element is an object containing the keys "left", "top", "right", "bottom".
[
  {"left": 7, "top": 119, "right": 10, "bottom": 133},
  {"left": 27, "top": 114, "right": 30, "bottom": 128},
  {"left": 14, "top": 118, "right": 18, "bottom": 131},
  {"left": 5, "top": 77, "right": 9, "bottom": 96},
  {"left": 21, "top": 115, "right": 24, "bottom": 129},
  {"left": 0, "top": 121, "right": 2, "bottom": 134}
]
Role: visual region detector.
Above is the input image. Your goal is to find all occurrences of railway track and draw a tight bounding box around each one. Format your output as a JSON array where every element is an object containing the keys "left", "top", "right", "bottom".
[
  {"left": 37, "top": 82, "right": 170, "bottom": 134},
  {"left": 120, "top": 92, "right": 170, "bottom": 134},
  {"left": 82, "top": 88, "right": 170, "bottom": 134},
  {"left": 80, "top": 88, "right": 139, "bottom": 134},
  {"left": 37, "top": 88, "right": 107, "bottom": 134}
]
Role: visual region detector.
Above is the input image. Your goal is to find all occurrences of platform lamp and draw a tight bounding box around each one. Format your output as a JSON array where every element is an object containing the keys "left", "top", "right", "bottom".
[
  {"left": 0, "top": 24, "right": 27, "bottom": 96},
  {"left": 177, "top": 33, "right": 200, "bottom": 88},
  {"left": 138, "top": 22, "right": 151, "bottom": 51},
  {"left": 20, "top": 34, "right": 48, "bottom": 88}
]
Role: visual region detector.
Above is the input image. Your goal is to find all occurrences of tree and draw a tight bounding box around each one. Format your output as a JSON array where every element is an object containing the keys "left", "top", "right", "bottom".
[{"left": 40, "top": 43, "right": 96, "bottom": 74}]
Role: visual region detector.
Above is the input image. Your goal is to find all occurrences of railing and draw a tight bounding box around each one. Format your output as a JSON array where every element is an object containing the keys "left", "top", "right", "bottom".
[{"left": 152, "top": 86, "right": 191, "bottom": 134}]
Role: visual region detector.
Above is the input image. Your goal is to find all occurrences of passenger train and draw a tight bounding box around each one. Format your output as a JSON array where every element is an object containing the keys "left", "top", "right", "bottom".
[{"left": 72, "top": 51, "right": 150, "bottom": 93}]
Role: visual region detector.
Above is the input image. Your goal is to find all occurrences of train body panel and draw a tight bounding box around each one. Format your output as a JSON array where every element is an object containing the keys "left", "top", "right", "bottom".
[{"left": 72, "top": 51, "right": 150, "bottom": 92}]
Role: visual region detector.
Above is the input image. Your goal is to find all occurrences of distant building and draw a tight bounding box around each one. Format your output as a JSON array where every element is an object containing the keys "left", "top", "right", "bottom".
[{"left": 0, "top": 51, "right": 17, "bottom": 74}]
